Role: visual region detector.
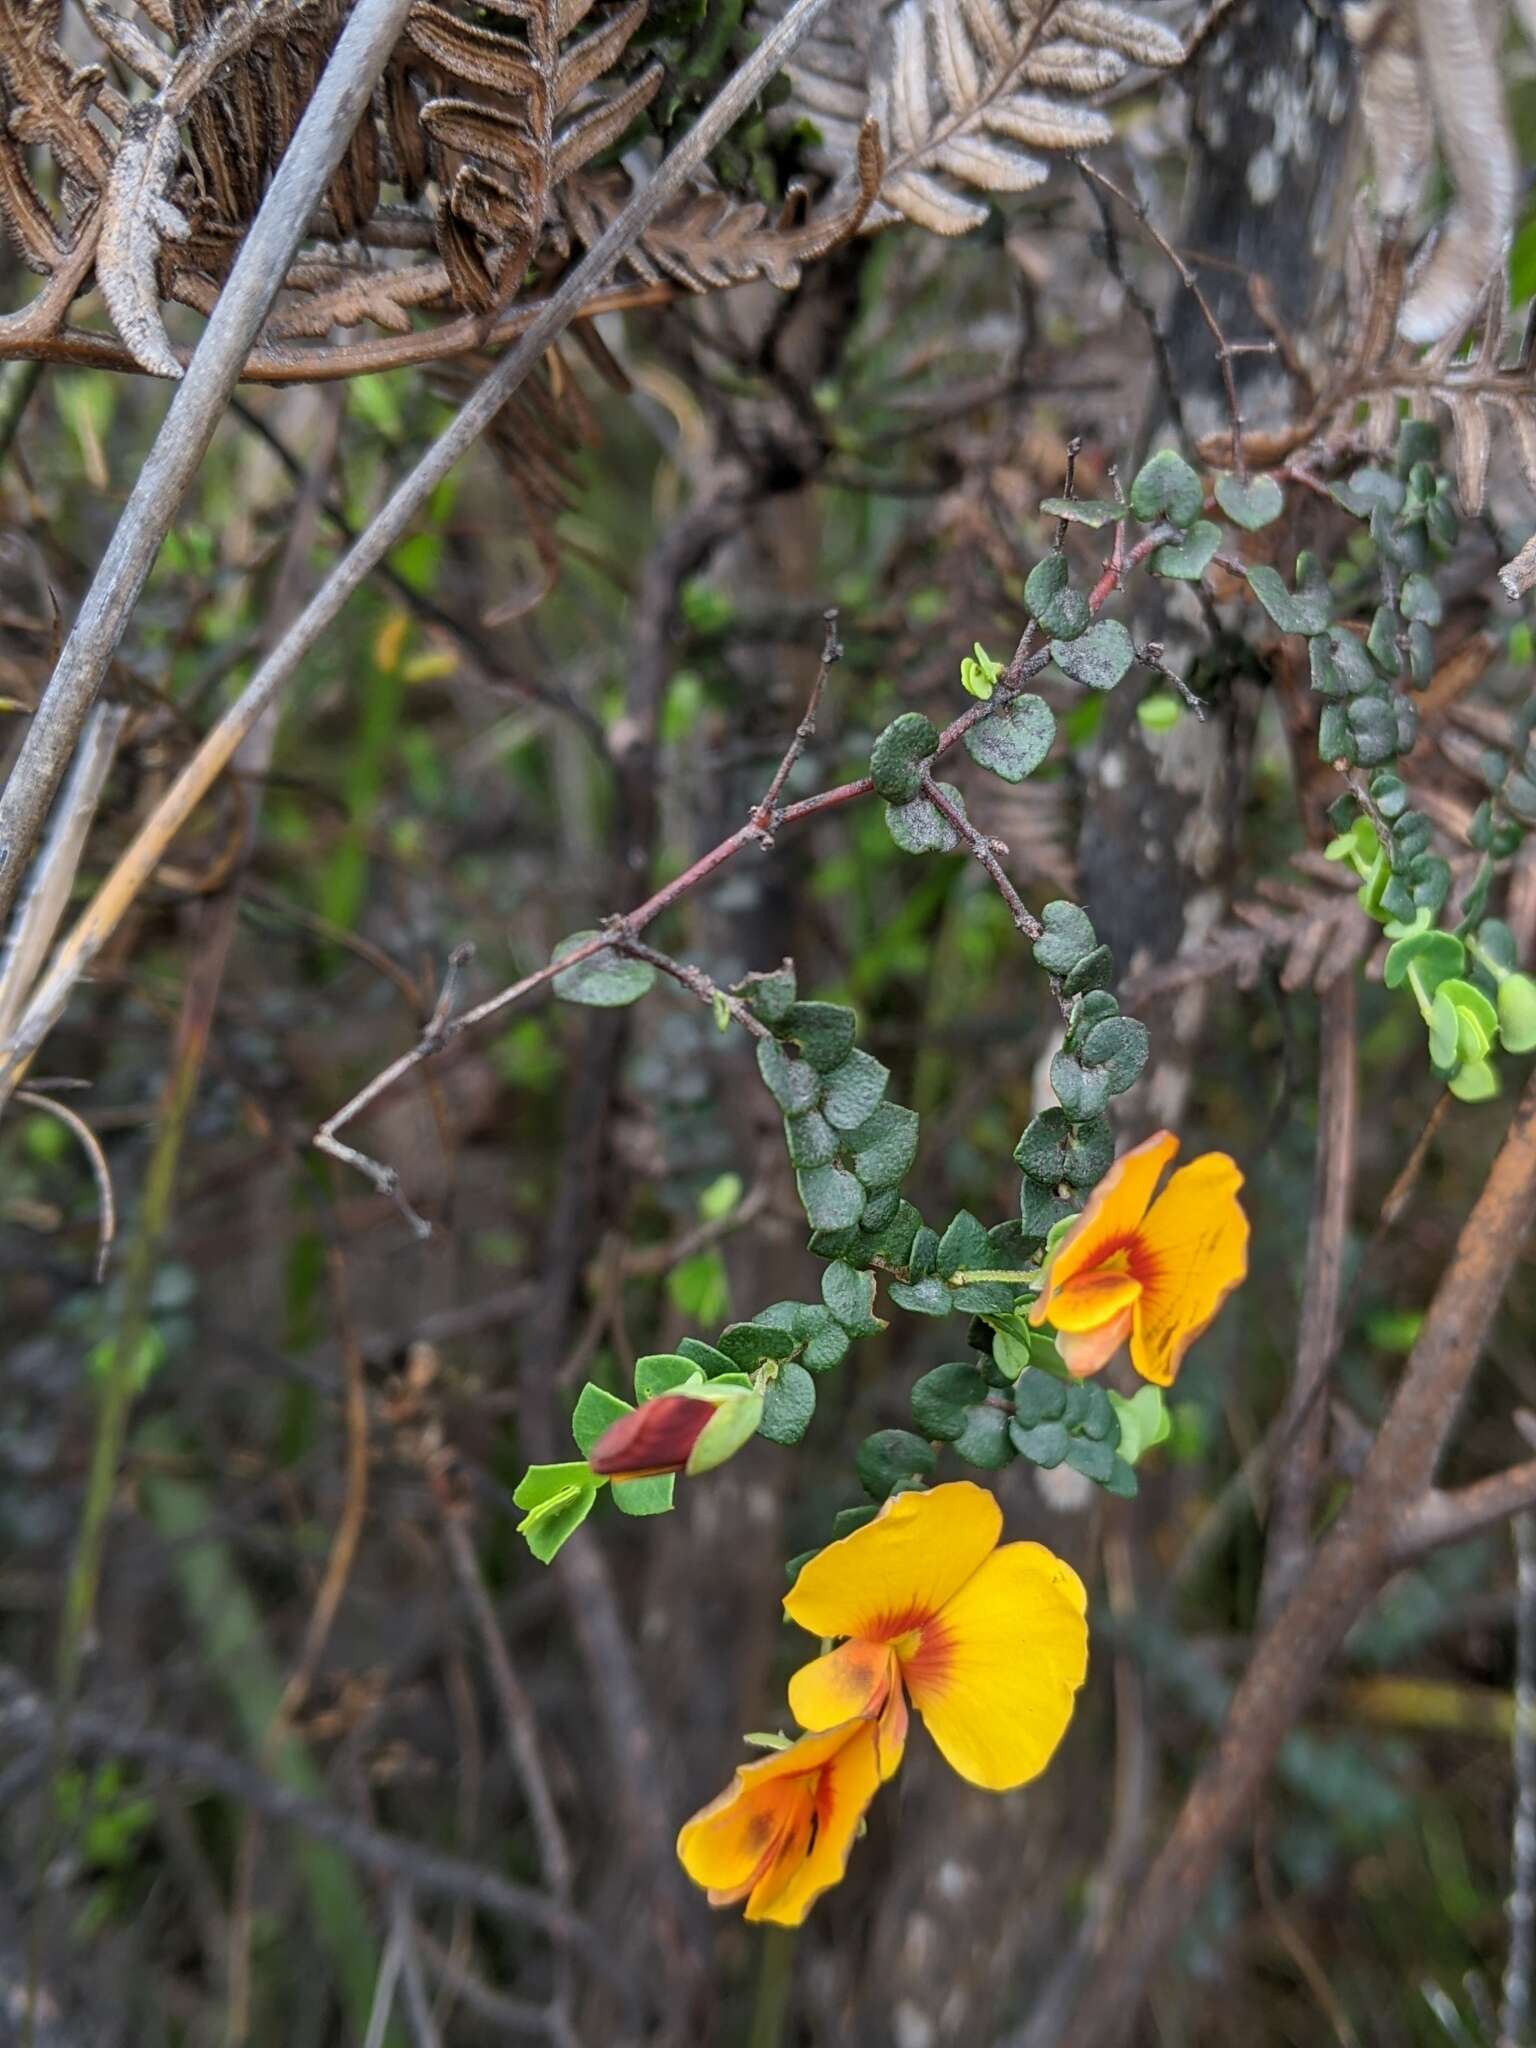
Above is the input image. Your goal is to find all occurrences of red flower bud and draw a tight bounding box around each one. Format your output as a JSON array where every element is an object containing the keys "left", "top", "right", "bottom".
[{"left": 588, "top": 1393, "right": 715, "bottom": 1479}]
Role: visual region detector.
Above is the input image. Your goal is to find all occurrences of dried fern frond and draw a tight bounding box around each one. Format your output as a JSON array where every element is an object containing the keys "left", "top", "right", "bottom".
[
  {"left": 561, "top": 120, "right": 882, "bottom": 292},
  {"left": 1120, "top": 857, "right": 1376, "bottom": 1002},
  {"left": 3, "top": 0, "right": 876, "bottom": 381},
  {"left": 758, "top": 0, "right": 1183, "bottom": 237},
  {"left": 1345, "top": 0, "right": 1519, "bottom": 347}
]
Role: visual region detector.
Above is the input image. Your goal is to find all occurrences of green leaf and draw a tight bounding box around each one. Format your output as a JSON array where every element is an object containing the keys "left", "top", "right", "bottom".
[
  {"left": 887, "top": 1275, "right": 953, "bottom": 1315},
  {"left": 551, "top": 932, "right": 656, "bottom": 1008},
  {"left": 1009, "top": 1418, "right": 1070, "bottom": 1468},
  {"left": 513, "top": 1464, "right": 601, "bottom": 1562},
  {"left": 820, "top": 1050, "right": 891, "bottom": 1130},
  {"left": 1214, "top": 472, "right": 1284, "bottom": 530},
  {"left": 735, "top": 963, "right": 796, "bottom": 1024},
  {"left": 1033, "top": 900, "right": 1098, "bottom": 975},
  {"left": 796, "top": 1163, "right": 867, "bottom": 1232},
  {"left": 1429, "top": 988, "right": 1460, "bottom": 1069},
  {"left": 1366, "top": 606, "right": 1402, "bottom": 676},
  {"left": 1050, "top": 1050, "right": 1110, "bottom": 1120},
  {"left": 1440, "top": 978, "right": 1498, "bottom": 1061},
  {"left": 885, "top": 792, "right": 959, "bottom": 855},
  {"left": 634, "top": 1354, "right": 704, "bottom": 1402},
  {"left": 991, "top": 1325, "right": 1034, "bottom": 1382},
  {"left": 1039, "top": 495, "right": 1124, "bottom": 527},
  {"left": 1025, "top": 554, "right": 1091, "bottom": 639},
  {"left": 937, "top": 1209, "right": 992, "bottom": 1277},
  {"left": 785, "top": 1109, "right": 838, "bottom": 1168},
  {"left": 571, "top": 1384, "right": 631, "bottom": 1456},
  {"left": 1129, "top": 448, "right": 1204, "bottom": 528},
  {"left": 1400, "top": 572, "right": 1443, "bottom": 626},
  {"left": 911, "top": 1361, "right": 989, "bottom": 1439},
  {"left": 1015, "top": 1108, "right": 1114, "bottom": 1189},
  {"left": 1080, "top": 1013, "right": 1150, "bottom": 1093},
  {"left": 862, "top": 1189, "right": 899, "bottom": 1230},
  {"left": 1108, "top": 1385, "right": 1171, "bottom": 1465},
  {"left": 1329, "top": 465, "right": 1405, "bottom": 519},
  {"left": 1064, "top": 1434, "right": 1116, "bottom": 1483},
  {"left": 716, "top": 1321, "right": 798, "bottom": 1370},
  {"left": 756, "top": 1038, "right": 819, "bottom": 1112},
  {"left": 756, "top": 1300, "right": 850, "bottom": 1372},
  {"left": 1498, "top": 973, "right": 1536, "bottom": 1054},
  {"left": 1246, "top": 555, "right": 1332, "bottom": 635},
  {"left": 676, "top": 1337, "right": 737, "bottom": 1375},
  {"left": 1449, "top": 1058, "right": 1500, "bottom": 1102},
  {"left": 611, "top": 1473, "right": 676, "bottom": 1516},
  {"left": 822, "top": 1261, "right": 885, "bottom": 1335},
  {"left": 1052, "top": 620, "right": 1135, "bottom": 692},
  {"left": 870, "top": 712, "right": 940, "bottom": 802},
  {"left": 1152, "top": 519, "right": 1222, "bottom": 581},
  {"left": 1012, "top": 1367, "right": 1067, "bottom": 1426},
  {"left": 1384, "top": 929, "right": 1464, "bottom": 993},
  {"left": 856, "top": 1428, "right": 936, "bottom": 1499},
  {"left": 950, "top": 1403, "right": 1014, "bottom": 1468},
  {"left": 758, "top": 1361, "right": 817, "bottom": 1445},
  {"left": 847, "top": 1102, "right": 920, "bottom": 1189},
  {"left": 964, "top": 693, "right": 1055, "bottom": 782},
  {"left": 782, "top": 1001, "right": 857, "bottom": 1072}
]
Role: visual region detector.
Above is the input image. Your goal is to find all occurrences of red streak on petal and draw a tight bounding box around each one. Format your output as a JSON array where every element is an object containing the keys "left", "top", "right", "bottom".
[
  {"left": 900, "top": 1615, "right": 955, "bottom": 1697},
  {"left": 588, "top": 1395, "right": 713, "bottom": 1476}
]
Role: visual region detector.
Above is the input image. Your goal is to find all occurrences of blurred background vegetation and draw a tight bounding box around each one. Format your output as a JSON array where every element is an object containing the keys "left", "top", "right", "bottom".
[{"left": 7, "top": 1, "right": 1536, "bottom": 2042}]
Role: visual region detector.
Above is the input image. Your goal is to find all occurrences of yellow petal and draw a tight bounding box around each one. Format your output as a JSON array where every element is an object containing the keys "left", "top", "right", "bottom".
[
  {"left": 1056, "top": 1307, "right": 1133, "bottom": 1378},
  {"left": 789, "top": 1638, "right": 895, "bottom": 1733},
  {"left": 746, "top": 1719, "right": 882, "bottom": 1925},
  {"left": 1030, "top": 1131, "right": 1178, "bottom": 1326},
  {"left": 1128, "top": 1151, "right": 1248, "bottom": 1387},
  {"left": 676, "top": 1720, "right": 864, "bottom": 1896},
  {"left": 1046, "top": 1268, "right": 1142, "bottom": 1333},
  {"left": 783, "top": 1481, "right": 1001, "bottom": 1643},
  {"left": 874, "top": 1672, "right": 909, "bottom": 1782},
  {"left": 900, "top": 1541, "right": 1088, "bottom": 1790}
]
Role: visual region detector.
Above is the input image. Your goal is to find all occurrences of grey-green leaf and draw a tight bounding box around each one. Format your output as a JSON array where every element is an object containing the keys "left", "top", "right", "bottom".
[
  {"left": 1152, "top": 520, "right": 1221, "bottom": 581},
  {"left": 964, "top": 693, "right": 1055, "bottom": 783},
  {"left": 552, "top": 931, "right": 656, "bottom": 1007},
  {"left": 796, "top": 1164, "right": 866, "bottom": 1232},
  {"left": 759, "top": 1361, "right": 816, "bottom": 1446},
  {"left": 1052, "top": 620, "right": 1134, "bottom": 692},
  {"left": 1214, "top": 471, "right": 1284, "bottom": 530},
  {"left": 885, "top": 790, "right": 960, "bottom": 855},
  {"left": 1129, "top": 448, "right": 1204, "bottom": 529}
]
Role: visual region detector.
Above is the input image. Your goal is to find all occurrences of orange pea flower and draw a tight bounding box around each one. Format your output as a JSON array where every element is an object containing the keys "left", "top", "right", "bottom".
[
  {"left": 675, "top": 1717, "right": 882, "bottom": 1925},
  {"left": 1028, "top": 1129, "right": 1248, "bottom": 1385},
  {"left": 782, "top": 1481, "right": 1088, "bottom": 1791}
]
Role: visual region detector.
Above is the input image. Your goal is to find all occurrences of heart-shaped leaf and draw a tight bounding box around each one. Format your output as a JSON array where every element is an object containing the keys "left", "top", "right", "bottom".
[
  {"left": 1152, "top": 519, "right": 1222, "bottom": 581},
  {"left": 964, "top": 693, "right": 1055, "bottom": 782},
  {"left": 552, "top": 932, "right": 656, "bottom": 1007},
  {"left": 1129, "top": 448, "right": 1204, "bottom": 528},
  {"left": 1052, "top": 620, "right": 1135, "bottom": 692},
  {"left": 1214, "top": 472, "right": 1284, "bottom": 530},
  {"left": 1038, "top": 496, "right": 1124, "bottom": 528}
]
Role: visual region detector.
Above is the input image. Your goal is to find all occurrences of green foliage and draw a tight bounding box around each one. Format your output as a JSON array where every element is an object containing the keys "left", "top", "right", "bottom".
[
  {"left": 551, "top": 931, "right": 657, "bottom": 1006},
  {"left": 1128, "top": 448, "right": 1203, "bottom": 528}
]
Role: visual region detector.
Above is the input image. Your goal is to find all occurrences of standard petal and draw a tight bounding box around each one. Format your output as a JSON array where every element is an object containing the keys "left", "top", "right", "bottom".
[
  {"left": 783, "top": 1481, "right": 1002, "bottom": 1642},
  {"left": 1029, "top": 1130, "right": 1178, "bottom": 1325},
  {"left": 901, "top": 1541, "right": 1089, "bottom": 1791},
  {"left": 1046, "top": 1268, "right": 1142, "bottom": 1332},
  {"left": 788, "top": 1638, "right": 895, "bottom": 1732},
  {"left": 676, "top": 1721, "right": 866, "bottom": 1895},
  {"left": 1128, "top": 1152, "right": 1249, "bottom": 1387},
  {"left": 747, "top": 1720, "right": 883, "bottom": 1924}
]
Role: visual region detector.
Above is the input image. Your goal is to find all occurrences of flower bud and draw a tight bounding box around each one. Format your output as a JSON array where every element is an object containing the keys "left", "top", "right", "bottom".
[{"left": 588, "top": 1385, "right": 763, "bottom": 1483}]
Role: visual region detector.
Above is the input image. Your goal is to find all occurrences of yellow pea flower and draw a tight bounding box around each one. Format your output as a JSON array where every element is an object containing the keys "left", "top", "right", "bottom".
[
  {"left": 1029, "top": 1129, "right": 1248, "bottom": 1386},
  {"left": 782, "top": 1481, "right": 1088, "bottom": 1792},
  {"left": 675, "top": 1717, "right": 882, "bottom": 1925}
]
